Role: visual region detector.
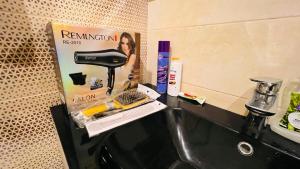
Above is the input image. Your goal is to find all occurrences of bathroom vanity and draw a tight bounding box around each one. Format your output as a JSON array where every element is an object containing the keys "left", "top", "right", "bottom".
[{"left": 51, "top": 85, "right": 300, "bottom": 169}]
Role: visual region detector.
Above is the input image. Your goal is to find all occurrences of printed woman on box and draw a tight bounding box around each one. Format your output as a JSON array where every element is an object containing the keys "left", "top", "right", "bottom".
[{"left": 117, "top": 32, "right": 137, "bottom": 90}]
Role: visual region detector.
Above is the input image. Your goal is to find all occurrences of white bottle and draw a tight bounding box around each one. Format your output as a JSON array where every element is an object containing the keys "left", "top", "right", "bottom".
[{"left": 167, "top": 58, "right": 182, "bottom": 96}]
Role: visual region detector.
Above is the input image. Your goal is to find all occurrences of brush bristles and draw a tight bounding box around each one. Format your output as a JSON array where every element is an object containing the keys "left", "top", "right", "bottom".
[{"left": 114, "top": 90, "right": 148, "bottom": 105}]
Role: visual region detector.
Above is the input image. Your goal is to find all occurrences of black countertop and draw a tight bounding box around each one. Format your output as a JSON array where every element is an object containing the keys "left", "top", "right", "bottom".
[{"left": 51, "top": 84, "right": 300, "bottom": 169}]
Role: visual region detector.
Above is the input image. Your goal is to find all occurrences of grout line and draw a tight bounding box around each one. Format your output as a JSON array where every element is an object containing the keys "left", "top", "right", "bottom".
[
  {"left": 182, "top": 81, "right": 249, "bottom": 100},
  {"left": 149, "top": 15, "right": 300, "bottom": 31},
  {"left": 0, "top": 10, "right": 66, "bottom": 21},
  {"left": 0, "top": 10, "right": 146, "bottom": 32},
  {"left": 0, "top": 91, "right": 59, "bottom": 103}
]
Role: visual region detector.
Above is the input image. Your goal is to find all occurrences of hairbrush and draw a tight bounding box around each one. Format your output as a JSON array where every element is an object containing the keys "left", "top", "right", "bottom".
[{"left": 82, "top": 89, "right": 151, "bottom": 117}]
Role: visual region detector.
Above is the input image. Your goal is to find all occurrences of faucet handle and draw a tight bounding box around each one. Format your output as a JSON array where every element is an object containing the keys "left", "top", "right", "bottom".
[{"left": 250, "top": 77, "right": 282, "bottom": 95}]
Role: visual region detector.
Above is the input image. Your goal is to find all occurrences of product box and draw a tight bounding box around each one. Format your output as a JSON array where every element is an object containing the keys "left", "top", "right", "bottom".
[
  {"left": 280, "top": 92, "right": 300, "bottom": 132},
  {"left": 46, "top": 22, "right": 141, "bottom": 113}
]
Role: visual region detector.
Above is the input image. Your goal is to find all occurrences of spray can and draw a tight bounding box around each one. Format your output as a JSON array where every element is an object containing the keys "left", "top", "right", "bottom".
[
  {"left": 157, "top": 41, "right": 170, "bottom": 94},
  {"left": 167, "top": 57, "right": 182, "bottom": 96}
]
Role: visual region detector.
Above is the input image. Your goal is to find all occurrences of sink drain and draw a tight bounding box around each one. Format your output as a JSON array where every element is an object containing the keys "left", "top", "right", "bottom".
[{"left": 237, "top": 141, "right": 254, "bottom": 156}]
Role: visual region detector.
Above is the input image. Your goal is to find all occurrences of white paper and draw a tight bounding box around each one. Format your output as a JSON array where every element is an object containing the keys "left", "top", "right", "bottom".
[
  {"left": 85, "top": 100, "right": 167, "bottom": 137},
  {"left": 137, "top": 84, "right": 161, "bottom": 100}
]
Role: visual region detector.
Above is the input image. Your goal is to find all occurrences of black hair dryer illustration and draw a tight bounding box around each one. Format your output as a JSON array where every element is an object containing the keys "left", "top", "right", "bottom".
[{"left": 74, "top": 49, "right": 127, "bottom": 94}]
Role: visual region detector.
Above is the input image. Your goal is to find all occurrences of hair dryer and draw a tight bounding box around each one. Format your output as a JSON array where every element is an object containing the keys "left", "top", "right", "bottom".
[{"left": 74, "top": 49, "right": 127, "bottom": 94}]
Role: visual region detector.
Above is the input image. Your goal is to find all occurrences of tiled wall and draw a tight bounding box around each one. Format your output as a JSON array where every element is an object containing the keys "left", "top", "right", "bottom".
[
  {"left": 0, "top": 0, "right": 147, "bottom": 168},
  {"left": 147, "top": 0, "right": 300, "bottom": 115}
]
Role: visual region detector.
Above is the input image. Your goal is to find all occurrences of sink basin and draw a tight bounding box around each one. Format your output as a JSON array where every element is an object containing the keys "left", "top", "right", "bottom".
[
  {"left": 95, "top": 105, "right": 299, "bottom": 169},
  {"left": 165, "top": 107, "right": 299, "bottom": 169}
]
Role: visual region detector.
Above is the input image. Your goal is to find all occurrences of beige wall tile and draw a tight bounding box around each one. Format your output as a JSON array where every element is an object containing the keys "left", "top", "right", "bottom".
[
  {"left": 182, "top": 83, "right": 248, "bottom": 116},
  {"left": 149, "top": 0, "right": 300, "bottom": 29},
  {"left": 147, "top": 23, "right": 258, "bottom": 99},
  {"left": 181, "top": 23, "right": 258, "bottom": 99},
  {"left": 147, "top": 9, "right": 300, "bottom": 115},
  {"left": 245, "top": 18, "right": 300, "bottom": 97}
]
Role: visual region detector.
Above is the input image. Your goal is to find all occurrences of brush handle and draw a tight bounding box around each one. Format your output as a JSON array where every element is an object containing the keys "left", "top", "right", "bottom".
[{"left": 82, "top": 102, "right": 119, "bottom": 117}]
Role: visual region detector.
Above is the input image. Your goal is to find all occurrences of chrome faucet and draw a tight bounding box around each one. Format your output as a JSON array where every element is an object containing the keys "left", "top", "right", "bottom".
[
  {"left": 245, "top": 77, "right": 283, "bottom": 116},
  {"left": 244, "top": 77, "right": 282, "bottom": 138}
]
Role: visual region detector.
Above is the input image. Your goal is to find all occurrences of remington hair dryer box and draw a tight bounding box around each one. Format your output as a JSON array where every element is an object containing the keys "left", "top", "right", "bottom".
[{"left": 46, "top": 22, "right": 141, "bottom": 113}]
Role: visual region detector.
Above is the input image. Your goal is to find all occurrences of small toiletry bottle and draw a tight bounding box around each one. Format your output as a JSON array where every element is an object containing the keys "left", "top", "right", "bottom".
[
  {"left": 167, "top": 57, "right": 182, "bottom": 96},
  {"left": 157, "top": 41, "right": 170, "bottom": 94}
]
